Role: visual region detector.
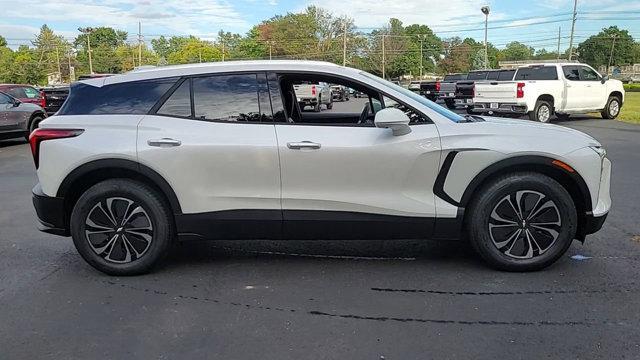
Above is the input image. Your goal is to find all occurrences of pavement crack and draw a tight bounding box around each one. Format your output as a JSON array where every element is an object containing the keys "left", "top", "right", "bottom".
[{"left": 370, "top": 286, "right": 639, "bottom": 296}]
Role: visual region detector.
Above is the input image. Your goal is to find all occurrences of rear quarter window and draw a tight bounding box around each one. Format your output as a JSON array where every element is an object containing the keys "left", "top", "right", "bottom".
[
  {"left": 497, "top": 70, "right": 515, "bottom": 81},
  {"left": 467, "top": 71, "right": 488, "bottom": 80},
  {"left": 514, "top": 66, "right": 558, "bottom": 80},
  {"left": 58, "top": 78, "right": 177, "bottom": 115}
]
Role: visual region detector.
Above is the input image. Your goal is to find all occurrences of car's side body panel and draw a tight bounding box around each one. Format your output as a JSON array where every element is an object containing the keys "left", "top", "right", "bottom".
[
  {"left": 137, "top": 115, "right": 281, "bottom": 214},
  {"left": 275, "top": 123, "right": 441, "bottom": 218},
  {"left": 36, "top": 114, "right": 141, "bottom": 197}
]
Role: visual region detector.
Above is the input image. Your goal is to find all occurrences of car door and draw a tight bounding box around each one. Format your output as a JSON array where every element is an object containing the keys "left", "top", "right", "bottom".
[
  {"left": 579, "top": 66, "right": 607, "bottom": 110},
  {"left": 273, "top": 76, "right": 441, "bottom": 240},
  {"left": 137, "top": 73, "right": 282, "bottom": 239},
  {"left": 561, "top": 65, "right": 587, "bottom": 110},
  {"left": 0, "top": 93, "right": 12, "bottom": 129}
]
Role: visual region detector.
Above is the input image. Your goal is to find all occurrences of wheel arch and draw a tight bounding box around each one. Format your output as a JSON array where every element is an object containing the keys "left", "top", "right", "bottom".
[
  {"left": 609, "top": 90, "right": 623, "bottom": 103},
  {"left": 536, "top": 94, "right": 555, "bottom": 109},
  {"left": 57, "top": 159, "right": 182, "bottom": 230},
  {"left": 458, "top": 155, "right": 592, "bottom": 240},
  {"left": 28, "top": 110, "right": 46, "bottom": 128}
]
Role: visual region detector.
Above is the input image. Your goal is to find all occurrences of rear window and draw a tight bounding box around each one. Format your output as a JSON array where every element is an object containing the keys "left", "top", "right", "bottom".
[
  {"left": 467, "top": 71, "right": 488, "bottom": 80},
  {"left": 23, "top": 86, "right": 40, "bottom": 98},
  {"left": 444, "top": 74, "right": 467, "bottom": 81},
  {"left": 514, "top": 66, "right": 558, "bottom": 80},
  {"left": 486, "top": 71, "right": 499, "bottom": 81},
  {"left": 497, "top": 70, "right": 515, "bottom": 81},
  {"left": 58, "top": 79, "right": 176, "bottom": 115}
]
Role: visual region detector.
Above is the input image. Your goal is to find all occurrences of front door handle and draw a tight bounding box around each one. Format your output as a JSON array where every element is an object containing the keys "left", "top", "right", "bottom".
[
  {"left": 287, "top": 141, "right": 321, "bottom": 150},
  {"left": 147, "top": 138, "right": 181, "bottom": 147}
]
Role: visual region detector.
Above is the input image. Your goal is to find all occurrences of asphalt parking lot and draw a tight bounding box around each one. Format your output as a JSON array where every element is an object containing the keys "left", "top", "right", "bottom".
[{"left": 1, "top": 103, "right": 639, "bottom": 359}]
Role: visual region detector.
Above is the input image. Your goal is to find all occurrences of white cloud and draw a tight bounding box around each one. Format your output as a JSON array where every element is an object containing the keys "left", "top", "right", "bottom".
[
  {"left": 305, "top": 0, "right": 495, "bottom": 30},
  {"left": 1, "top": 0, "right": 249, "bottom": 41}
]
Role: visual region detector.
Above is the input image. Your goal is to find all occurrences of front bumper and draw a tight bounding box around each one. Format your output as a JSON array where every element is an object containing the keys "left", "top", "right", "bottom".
[{"left": 32, "top": 184, "right": 69, "bottom": 236}]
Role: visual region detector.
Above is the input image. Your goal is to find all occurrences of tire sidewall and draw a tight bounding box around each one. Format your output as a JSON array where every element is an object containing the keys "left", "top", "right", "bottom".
[
  {"left": 29, "top": 115, "right": 43, "bottom": 133},
  {"left": 70, "top": 179, "right": 173, "bottom": 275},
  {"left": 533, "top": 101, "right": 552, "bottom": 123},
  {"left": 603, "top": 96, "right": 620, "bottom": 119},
  {"left": 468, "top": 173, "right": 577, "bottom": 271}
]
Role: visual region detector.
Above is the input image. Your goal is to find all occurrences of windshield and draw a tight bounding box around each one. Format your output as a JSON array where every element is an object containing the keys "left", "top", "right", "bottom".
[{"left": 360, "top": 71, "right": 465, "bottom": 123}]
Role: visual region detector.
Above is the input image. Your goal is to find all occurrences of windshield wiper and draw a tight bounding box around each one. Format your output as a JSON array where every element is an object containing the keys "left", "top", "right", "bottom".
[{"left": 459, "top": 114, "right": 484, "bottom": 123}]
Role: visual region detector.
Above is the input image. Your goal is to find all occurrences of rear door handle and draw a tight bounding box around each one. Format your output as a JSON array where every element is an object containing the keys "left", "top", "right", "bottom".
[
  {"left": 147, "top": 138, "right": 181, "bottom": 147},
  {"left": 287, "top": 141, "right": 321, "bottom": 150}
]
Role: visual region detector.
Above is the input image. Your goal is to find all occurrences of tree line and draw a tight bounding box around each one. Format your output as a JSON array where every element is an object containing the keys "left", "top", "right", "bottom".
[{"left": 1, "top": 6, "right": 639, "bottom": 85}]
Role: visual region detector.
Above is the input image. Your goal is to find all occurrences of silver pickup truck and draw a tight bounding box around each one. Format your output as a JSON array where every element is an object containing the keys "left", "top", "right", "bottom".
[{"left": 294, "top": 82, "right": 333, "bottom": 112}]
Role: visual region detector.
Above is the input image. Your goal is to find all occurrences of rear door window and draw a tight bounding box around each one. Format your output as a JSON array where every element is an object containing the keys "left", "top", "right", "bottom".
[
  {"left": 193, "top": 74, "right": 261, "bottom": 122},
  {"left": 5, "top": 87, "right": 26, "bottom": 99},
  {"left": 486, "top": 71, "right": 499, "bottom": 81},
  {"left": 514, "top": 66, "right": 558, "bottom": 80}
]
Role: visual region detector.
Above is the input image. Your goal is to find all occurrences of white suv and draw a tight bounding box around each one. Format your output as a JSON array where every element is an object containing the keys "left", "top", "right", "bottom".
[{"left": 30, "top": 61, "right": 611, "bottom": 275}]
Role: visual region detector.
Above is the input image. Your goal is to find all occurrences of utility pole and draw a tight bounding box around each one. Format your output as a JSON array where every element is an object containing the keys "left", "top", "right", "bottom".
[
  {"left": 269, "top": 41, "right": 273, "bottom": 60},
  {"left": 342, "top": 21, "right": 347, "bottom": 66},
  {"left": 419, "top": 38, "right": 423, "bottom": 78},
  {"left": 222, "top": 42, "right": 225, "bottom": 62},
  {"left": 138, "top": 21, "right": 142, "bottom": 67},
  {"left": 557, "top": 27, "right": 561, "bottom": 61},
  {"left": 607, "top": 35, "right": 617, "bottom": 75},
  {"left": 67, "top": 46, "right": 74, "bottom": 82},
  {"left": 381, "top": 35, "right": 386, "bottom": 79},
  {"left": 568, "top": 0, "right": 578, "bottom": 61}
]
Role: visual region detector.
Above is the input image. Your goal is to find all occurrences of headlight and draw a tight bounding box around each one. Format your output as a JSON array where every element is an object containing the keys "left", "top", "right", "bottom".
[{"left": 590, "top": 146, "right": 607, "bottom": 159}]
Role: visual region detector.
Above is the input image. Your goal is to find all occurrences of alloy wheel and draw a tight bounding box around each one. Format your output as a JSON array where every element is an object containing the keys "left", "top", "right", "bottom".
[
  {"left": 609, "top": 99, "right": 620, "bottom": 117},
  {"left": 84, "top": 197, "right": 153, "bottom": 263},
  {"left": 488, "top": 190, "right": 561, "bottom": 259},
  {"left": 537, "top": 105, "right": 550, "bottom": 122}
]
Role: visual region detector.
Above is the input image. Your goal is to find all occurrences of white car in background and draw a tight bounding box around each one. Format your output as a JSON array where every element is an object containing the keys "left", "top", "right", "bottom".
[
  {"left": 30, "top": 60, "right": 610, "bottom": 275},
  {"left": 473, "top": 63, "right": 625, "bottom": 122},
  {"left": 294, "top": 81, "right": 332, "bottom": 112}
]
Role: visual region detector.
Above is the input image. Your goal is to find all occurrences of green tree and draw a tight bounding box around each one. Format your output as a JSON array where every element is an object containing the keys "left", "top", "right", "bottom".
[
  {"left": 0, "top": 35, "right": 6, "bottom": 47},
  {"left": 576, "top": 26, "right": 637, "bottom": 68},
  {"left": 499, "top": 41, "right": 534, "bottom": 61}
]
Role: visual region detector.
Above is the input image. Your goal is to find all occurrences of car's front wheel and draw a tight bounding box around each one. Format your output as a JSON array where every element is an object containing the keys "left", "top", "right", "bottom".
[
  {"left": 601, "top": 95, "right": 621, "bottom": 119},
  {"left": 467, "top": 172, "right": 577, "bottom": 271},
  {"left": 70, "top": 179, "right": 174, "bottom": 275}
]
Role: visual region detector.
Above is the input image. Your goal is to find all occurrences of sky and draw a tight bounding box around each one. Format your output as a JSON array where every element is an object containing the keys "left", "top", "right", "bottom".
[{"left": 0, "top": 0, "right": 638, "bottom": 51}]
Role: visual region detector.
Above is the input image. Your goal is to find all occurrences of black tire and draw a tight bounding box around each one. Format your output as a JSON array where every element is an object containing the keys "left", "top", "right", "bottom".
[
  {"left": 70, "top": 179, "right": 174, "bottom": 275},
  {"left": 466, "top": 107, "right": 475, "bottom": 114},
  {"left": 601, "top": 95, "right": 621, "bottom": 119},
  {"left": 326, "top": 99, "right": 333, "bottom": 110},
  {"left": 314, "top": 99, "right": 321, "bottom": 112},
  {"left": 444, "top": 99, "right": 456, "bottom": 109},
  {"left": 556, "top": 113, "right": 570, "bottom": 121},
  {"left": 25, "top": 114, "right": 44, "bottom": 140},
  {"left": 528, "top": 100, "right": 552, "bottom": 122},
  {"left": 466, "top": 172, "right": 577, "bottom": 272}
]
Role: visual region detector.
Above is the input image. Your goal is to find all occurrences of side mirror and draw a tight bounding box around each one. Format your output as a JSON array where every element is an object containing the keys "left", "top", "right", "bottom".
[
  {"left": 12, "top": 99, "right": 20, "bottom": 107},
  {"left": 601, "top": 75, "right": 609, "bottom": 84},
  {"left": 374, "top": 108, "right": 412, "bottom": 136}
]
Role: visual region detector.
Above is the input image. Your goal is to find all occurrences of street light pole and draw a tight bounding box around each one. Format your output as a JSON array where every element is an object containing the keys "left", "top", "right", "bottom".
[
  {"left": 419, "top": 37, "right": 423, "bottom": 78},
  {"left": 481, "top": 6, "right": 490, "bottom": 69}
]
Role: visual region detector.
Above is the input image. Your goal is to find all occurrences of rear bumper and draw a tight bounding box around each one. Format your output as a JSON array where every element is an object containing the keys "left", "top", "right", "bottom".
[
  {"left": 473, "top": 102, "right": 528, "bottom": 114},
  {"left": 32, "top": 184, "right": 69, "bottom": 236}
]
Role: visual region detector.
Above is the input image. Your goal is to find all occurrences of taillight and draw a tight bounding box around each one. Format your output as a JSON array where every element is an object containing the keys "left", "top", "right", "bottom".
[
  {"left": 29, "top": 128, "right": 83, "bottom": 169},
  {"left": 311, "top": 85, "right": 316, "bottom": 96},
  {"left": 435, "top": 81, "right": 441, "bottom": 92},
  {"left": 39, "top": 90, "right": 46, "bottom": 108},
  {"left": 516, "top": 82, "right": 525, "bottom": 98}
]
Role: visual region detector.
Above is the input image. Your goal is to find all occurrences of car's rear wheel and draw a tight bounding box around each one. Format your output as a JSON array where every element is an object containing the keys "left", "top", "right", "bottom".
[
  {"left": 70, "top": 179, "right": 174, "bottom": 275},
  {"left": 25, "top": 115, "right": 44, "bottom": 140},
  {"left": 467, "top": 172, "right": 577, "bottom": 271},
  {"left": 601, "top": 95, "right": 621, "bottom": 119},
  {"left": 314, "top": 99, "right": 321, "bottom": 112},
  {"left": 326, "top": 99, "right": 333, "bottom": 110},
  {"left": 529, "top": 100, "right": 552, "bottom": 122}
]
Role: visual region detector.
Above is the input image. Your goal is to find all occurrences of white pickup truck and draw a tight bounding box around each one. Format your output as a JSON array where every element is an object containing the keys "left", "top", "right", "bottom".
[
  {"left": 472, "top": 63, "right": 625, "bottom": 122},
  {"left": 294, "top": 82, "right": 333, "bottom": 112}
]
